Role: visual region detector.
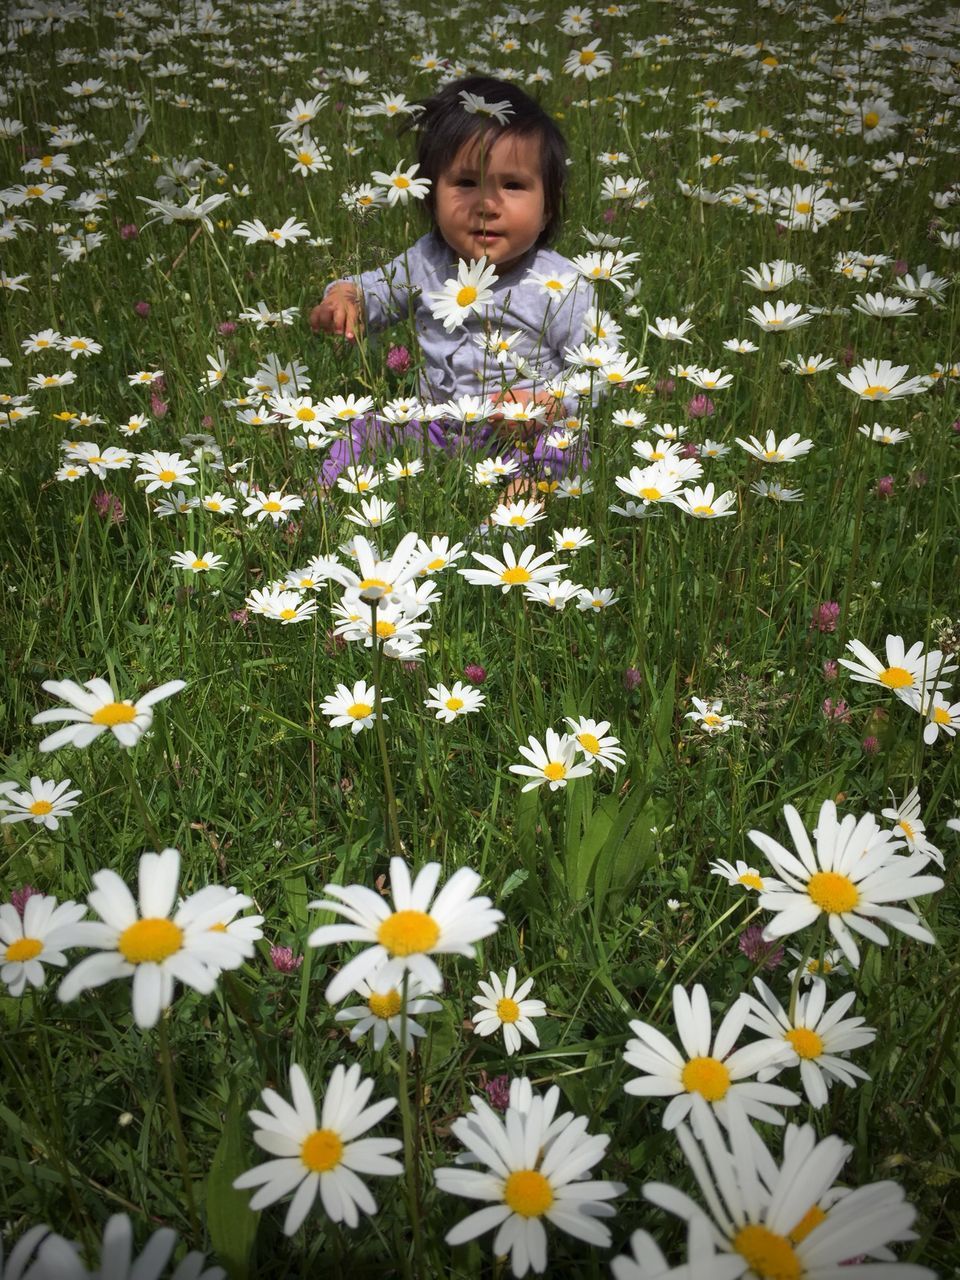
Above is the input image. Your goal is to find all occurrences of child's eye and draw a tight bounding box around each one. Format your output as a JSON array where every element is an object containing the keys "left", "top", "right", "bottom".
[{"left": 454, "top": 178, "right": 476, "bottom": 187}]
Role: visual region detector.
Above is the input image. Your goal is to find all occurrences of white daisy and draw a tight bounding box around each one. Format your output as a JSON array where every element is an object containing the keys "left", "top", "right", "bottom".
[
  {"left": 428, "top": 256, "right": 499, "bottom": 332},
  {"left": 435, "top": 1089, "right": 625, "bottom": 1276},
  {"left": 0, "top": 776, "right": 81, "bottom": 829},
  {"left": 233, "top": 1063, "right": 402, "bottom": 1234},
  {"left": 509, "top": 729, "right": 594, "bottom": 792},
  {"left": 748, "top": 800, "right": 943, "bottom": 968},
  {"left": 472, "top": 967, "right": 546, "bottom": 1055},
  {"left": 318, "top": 680, "right": 390, "bottom": 735},
  {"left": 58, "top": 849, "right": 256, "bottom": 1028},
  {"left": 334, "top": 973, "right": 441, "bottom": 1051},
  {"left": 563, "top": 716, "right": 625, "bottom": 771},
  {"left": 307, "top": 857, "right": 503, "bottom": 1003},
  {"left": 837, "top": 634, "right": 954, "bottom": 703},
  {"left": 1, "top": 893, "right": 86, "bottom": 997},
  {"left": 744, "top": 978, "right": 875, "bottom": 1109},
  {"left": 623, "top": 983, "right": 798, "bottom": 1129},
  {"left": 424, "top": 681, "right": 486, "bottom": 723},
  {"left": 32, "top": 677, "right": 186, "bottom": 752}
]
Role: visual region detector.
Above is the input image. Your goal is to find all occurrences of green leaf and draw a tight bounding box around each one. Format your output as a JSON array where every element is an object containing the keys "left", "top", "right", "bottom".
[{"left": 206, "top": 1092, "right": 259, "bottom": 1280}]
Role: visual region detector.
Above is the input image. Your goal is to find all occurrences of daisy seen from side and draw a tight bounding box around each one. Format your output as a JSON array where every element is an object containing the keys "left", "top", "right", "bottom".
[{"left": 334, "top": 972, "right": 441, "bottom": 1052}]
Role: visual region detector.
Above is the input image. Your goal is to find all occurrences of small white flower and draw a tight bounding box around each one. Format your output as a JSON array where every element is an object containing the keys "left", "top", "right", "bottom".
[{"left": 472, "top": 966, "right": 546, "bottom": 1055}]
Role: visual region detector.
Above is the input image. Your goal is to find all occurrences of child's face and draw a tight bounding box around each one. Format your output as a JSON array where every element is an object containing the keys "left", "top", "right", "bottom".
[{"left": 434, "top": 131, "right": 547, "bottom": 274}]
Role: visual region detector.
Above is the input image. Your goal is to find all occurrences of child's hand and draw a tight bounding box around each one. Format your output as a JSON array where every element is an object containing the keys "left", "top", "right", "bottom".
[{"left": 310, "top": 283, "right": 362, "bottom": 343}]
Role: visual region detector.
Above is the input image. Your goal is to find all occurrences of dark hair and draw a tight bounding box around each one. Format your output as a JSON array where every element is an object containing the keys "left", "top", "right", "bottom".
[{"left": 408, "top": 75, "right": 568, "bottom": 246}]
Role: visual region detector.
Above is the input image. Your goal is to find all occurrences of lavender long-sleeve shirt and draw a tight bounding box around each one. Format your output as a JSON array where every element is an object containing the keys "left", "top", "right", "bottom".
[{"left": 327, "top": 233, "right": 591, "bottom": 405}]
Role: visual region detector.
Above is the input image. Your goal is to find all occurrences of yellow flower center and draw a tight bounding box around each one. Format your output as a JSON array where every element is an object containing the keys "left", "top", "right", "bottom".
[
  {"left": 932, "top": 706, "right": 951, "bottom": 725},
  {"left": 732, "top": 1224, "right": 802, "bottom": 1280},
  {"left": 738, "top": 872, "right": 764, "bottom": 891},
  {"left": 279, "top": 608, "right": 298, "bottom": 620},
  {"left": 640, "top": 487, "right": 662, "bottom": 501},
  {"left": 157, "top": 469, "right": 177, "bottom": 482},
  {"left": 762, "top": 55, "right": 779, "bottom": 67},
  {"left": 496, "top": 996, "right": 521, "bottom": 1023},
  {"left": 897, "top": 819, "right": 915, "bottom": 841},
  {"left": 863, "top": 111, "right": 880, "bottom": 129},
  {"left": 789, "top": 1204, "right": 827, "bottom": 1243},
  {"left": 785, "top": 1027, "right": 824, "bottom": 1059},
  {"left": 606, "top": 371, "right": 624, "bottom": 382},
  {"left": 703, "top": 713, "right": 724, "bottom": 727},
  {"left": 545, "top": 279, "right": 563, "bottom": 290},
  {"left": 393, "top": 175, "right": 410, "bottom": 188},
  {"left": 681, "top": 1056, "right": 731, "bottom": 1101},
  {"left": 543, "top": 761, "right": 567, "bottom": 782},
  {"left": 118, "top": 917, "right": 183, "bottom": 964},
  {"left": 878, "top": 665, "right": 912, "bottom": 688},
  {"left": 346, "top": 701, "right": 372, "bottom": 719},
  {"left": 456, "top": 285, "right": 478, "bottom": 307},
  {"left": 192, "top": 559, "right": 209, "bottom": 571},
  {"left": 268, "top": 229, "right": 283, "bottom": 239},
  {"left": 693, "top": 505, "right": 715, "bottom": 516},
  {"left": 262, "top": 500, "right": 282, "bottom": 512},
  {"left": 579, "top": 49, "right": 596, "bottom": 64},
  {"left": 6, "top": 937, "right": 43, "bottom": 962},
  {"left": 377, "top": 909, "right": 440, "bottom": 957},
  {"left": 368, "top": 988, "right": 402, "bottom": 1019},
  {"left": 375, "top": 620, "right": 396, "bottom": 638},
  {"left": 577, "top": 732, "right": 601, "bottom": 755},
  {"left": 90, "top": 701, "right": 137, "bottom": 726},
  {"left": 807, "top": 870, "right": 859, "bottom": 914},
  {"left": 427, "top": 557, "right": 446, "bottom": 571},
  {"left": 501, "top": 566, "right": 532, "bottom": 585},
  {"left": 358, "top": 577, "right": 391, "bottom": 593},
  {"left": 206, "top": 501, "right": 222, "bottom": 511},
  {"left": 296, "top": 407, "right": 316, "bottom": 421},
  {"left": 504, "top": 1169, "right": 553, "bottom": 1217},
  {"left": 29, "top": 799, "right": 54, "bottom": 815},
  {"left": 26, "top": 185, "right": 45, "bottom": 197},
  {"left": 445, "top": 697, "right": 464, "bottom": 711},
  {"left": 298, "top": 152, "right": 313, "bottom": 164},
  {"left": 861, "top": 384, "right": 890, "bottom": 398},
  {"left": 794, "top": 201, "right": 812, "bottom": 214},
  {"left": 300, "top": 1128, "right": 343, "bottom": 1173}
]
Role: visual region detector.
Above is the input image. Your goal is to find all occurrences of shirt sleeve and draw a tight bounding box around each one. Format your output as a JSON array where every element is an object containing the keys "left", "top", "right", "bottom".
[{"left": 323, "top": 245, "right": 422, "bottom": 333}]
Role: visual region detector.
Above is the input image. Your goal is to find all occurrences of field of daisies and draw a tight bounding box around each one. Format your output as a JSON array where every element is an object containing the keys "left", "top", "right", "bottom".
[{"left": 2, "top": 0, "right": 960, "bottom": 1276}]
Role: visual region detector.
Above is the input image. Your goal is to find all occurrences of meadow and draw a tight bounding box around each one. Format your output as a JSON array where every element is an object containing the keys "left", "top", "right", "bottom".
[{"left": 1, "top": 0, "right": 959, "bottom": 1276}]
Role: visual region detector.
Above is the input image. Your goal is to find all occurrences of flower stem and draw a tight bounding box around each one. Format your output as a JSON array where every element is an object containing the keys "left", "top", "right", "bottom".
[
  {"left": 370, "top": 599, "right": 402, "bottom": 857},
  {"left": 398, "top": 973, "right": 425, "bottom": 1279},
  {"left": 157, "top": 1015, "right": 201, "bottom": 1243}
]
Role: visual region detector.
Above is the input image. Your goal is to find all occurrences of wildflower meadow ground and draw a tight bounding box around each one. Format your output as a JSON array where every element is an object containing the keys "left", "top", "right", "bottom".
[{"left": 1, "top": 0, "right": 959, "bottom": 1277}]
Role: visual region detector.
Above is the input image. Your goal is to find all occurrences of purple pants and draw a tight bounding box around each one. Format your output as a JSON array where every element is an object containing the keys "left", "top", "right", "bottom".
[{"left": 317, "top": 417, "right": 589, "bottom": 487}]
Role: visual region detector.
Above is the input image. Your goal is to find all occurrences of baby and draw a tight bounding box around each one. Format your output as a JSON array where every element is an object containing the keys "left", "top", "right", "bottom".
[{"left": 310, "top": 74, "right": 591, "bottom": 486}]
